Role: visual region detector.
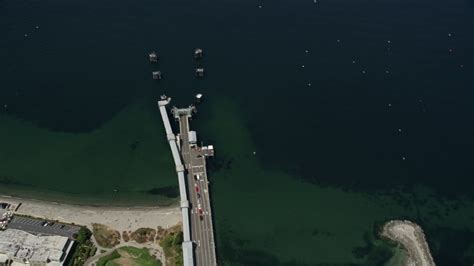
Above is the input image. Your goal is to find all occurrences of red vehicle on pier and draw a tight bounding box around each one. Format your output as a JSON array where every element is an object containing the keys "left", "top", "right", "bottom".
[{"left": 197, "top": 204, "right": 204, "bottom": 220}]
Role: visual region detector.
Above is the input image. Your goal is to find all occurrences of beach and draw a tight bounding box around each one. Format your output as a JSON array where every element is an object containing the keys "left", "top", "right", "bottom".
[
  {"left": 0, "top": 195, "right": 181, "bottom": 233},
  {"left": 381, "top": 220, "right": 435, "bottom": 266}
]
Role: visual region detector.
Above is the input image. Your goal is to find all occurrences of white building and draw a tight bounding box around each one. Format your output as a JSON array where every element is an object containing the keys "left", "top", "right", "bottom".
[
  {"left": 189, "top": 131, "right": 197, "bottom": 144},
  {"left": 0, "top": 229, "right": 74, "bottom": 265}
]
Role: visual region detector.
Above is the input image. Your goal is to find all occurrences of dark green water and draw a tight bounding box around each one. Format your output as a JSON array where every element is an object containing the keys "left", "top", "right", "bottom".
[{"left": 1, "top": 0, "right": 473, "bottom": 264}]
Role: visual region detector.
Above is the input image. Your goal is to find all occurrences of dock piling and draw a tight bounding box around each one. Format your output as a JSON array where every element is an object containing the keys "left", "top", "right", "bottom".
[
  {"left": 195, "top": 68, "right": 205, "bottom": 77},
  {"left": 194, "top": 48, "right": 203, "bottom": 59},
  {"left": 152, "top": 71, "right": 162, "bottom": 80},
  {"left": 149, "top": 51, "right": 158, "bottom": 62}
]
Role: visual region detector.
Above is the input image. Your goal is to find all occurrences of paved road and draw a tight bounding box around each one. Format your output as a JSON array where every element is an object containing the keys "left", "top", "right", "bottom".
[
  {"left": 9, "top": 216, "right": 80, "bottom": 239},
  {"left": 179, "top": 115, "right": 217, "bottom": 266}
]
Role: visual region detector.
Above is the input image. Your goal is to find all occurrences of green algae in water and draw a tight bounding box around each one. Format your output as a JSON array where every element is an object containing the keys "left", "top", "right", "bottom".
[
  {"left": 0, "top": 102, "right": 177, "bottom": 206},
  {"left": 197, "top": 96, "right": 474, "bottom": 265}
]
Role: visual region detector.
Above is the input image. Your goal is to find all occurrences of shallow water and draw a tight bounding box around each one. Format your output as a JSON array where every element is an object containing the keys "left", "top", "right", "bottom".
[{"left": 1, "top": 0, "right": 474, "bottom": 264}]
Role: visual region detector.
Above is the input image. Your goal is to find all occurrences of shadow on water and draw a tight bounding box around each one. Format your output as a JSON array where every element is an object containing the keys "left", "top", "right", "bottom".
[
  {"left": 143, "top": 186, "right": 179, "bottom": 198},
  {"left": 0, "top": 176, "right": 31, "bottom": 187},
  {"left": 207, "top": 155, "right": 233, "bottom": 173},
  {"left": 215, "top": 223, "right": 283, "bottom": 266}
]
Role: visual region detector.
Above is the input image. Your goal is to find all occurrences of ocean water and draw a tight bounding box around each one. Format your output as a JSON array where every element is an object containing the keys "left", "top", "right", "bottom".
[{"left": 1, "top": 0, "right": 474, "bottom": 264}]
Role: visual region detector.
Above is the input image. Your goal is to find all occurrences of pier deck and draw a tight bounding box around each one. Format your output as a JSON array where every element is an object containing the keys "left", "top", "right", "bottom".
[
  {"left": 158, "top": 97, "right": 217, "bottom": 266},
  {"left": 178, "top": 114, "right": 217, "bottom": 266}
]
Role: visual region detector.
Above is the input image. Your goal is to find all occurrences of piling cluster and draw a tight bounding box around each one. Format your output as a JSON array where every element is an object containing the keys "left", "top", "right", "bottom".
[
  {"left": 194, "top": 48, "right": 205, "bottom": 78},
  {"left": 147, "top": 48, "right": 206, "bottom": 103},
  {"left": 147, "top": 48, "right": 206, "bottom": 80},
  {"left": 149, "top": 51, "right": 161, "bottom": 80}
]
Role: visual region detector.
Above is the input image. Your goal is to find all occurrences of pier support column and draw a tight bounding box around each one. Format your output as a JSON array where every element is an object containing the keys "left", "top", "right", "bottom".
[{"left": 180, "top": 200, "right": 189, "bottom": 209}]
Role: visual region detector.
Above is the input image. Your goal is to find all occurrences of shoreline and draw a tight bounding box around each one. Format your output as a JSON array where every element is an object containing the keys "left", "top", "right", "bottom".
[
  {"left": 0, "top": 186, "right": 178, "bottom": 208},
  {"left": 0, "top": 194, "right": 182, "bottom": 233},
  {"left": 380, "top": 220, "right": 435, "bottom": 266},
  {"left": 0, "top": 192, "right": 178, "bottom": 208}
]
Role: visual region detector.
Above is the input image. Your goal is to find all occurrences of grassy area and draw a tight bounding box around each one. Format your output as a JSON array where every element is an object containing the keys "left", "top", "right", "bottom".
[
  {"left": 93, "top": 223, "right": 121, "bottom": 248},
  {"left": 69, "top": 227, "right": 96, "bottom": 266},
  {"left": 96, "top": 250, "right": 120, "bottom": 266},
  {"left": 97, "top": 247, "right": 161, "bottom": 266},
  {"left": 159, "top": 229, "right": 183, "bottom": 266}
]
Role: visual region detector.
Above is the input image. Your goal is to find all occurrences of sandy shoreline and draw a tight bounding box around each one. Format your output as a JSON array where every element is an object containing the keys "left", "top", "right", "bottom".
[
  {"left": 0, "top": 195, "right": 181, "bottom": 233},
  {"left": 381, "top": 220, "right": 435, "bottom": 266}
]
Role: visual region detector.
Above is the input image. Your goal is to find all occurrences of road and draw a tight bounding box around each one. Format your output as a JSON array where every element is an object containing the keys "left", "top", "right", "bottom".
[{"left": 179, "top": 115, "right": 217, "bottom": 266}]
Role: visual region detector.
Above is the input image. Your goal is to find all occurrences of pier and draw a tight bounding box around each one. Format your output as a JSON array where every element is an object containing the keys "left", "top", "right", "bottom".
[{"left": 158, "top": 96, "right": 217, "bottom": 266}]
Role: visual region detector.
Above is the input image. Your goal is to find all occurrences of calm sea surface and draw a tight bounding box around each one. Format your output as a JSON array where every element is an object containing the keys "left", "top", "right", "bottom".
[{"left": 1, "top": 0, "right": 473, "bottom": 264}]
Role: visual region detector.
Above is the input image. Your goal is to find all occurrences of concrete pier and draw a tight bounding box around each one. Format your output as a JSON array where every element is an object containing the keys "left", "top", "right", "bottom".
[
  {"left": 158, "top": 96, "right": 194, "bottom": 266},
  {"left": 158, "top": 96, "right": 217, "bottom": 266}
]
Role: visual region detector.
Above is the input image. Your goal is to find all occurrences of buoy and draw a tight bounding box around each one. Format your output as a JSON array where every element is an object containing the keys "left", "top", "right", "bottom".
[
  {"left": 253, "top": 151, "right": 256, "bottom": 155},
  {"left": 196, "top": 93, "right": 203, "bottom": 100},
  {"left": 301, "top": 64, "right": 305, "bottom": 68},
  {"left": 398, "top": 128, "right": 402, "bottom": 132},
  {"left": 307, "top": 83, "right": 312, "bottom": 86},
  {"left": 402, "top": 156, "right": 406, "bottom": 160},
  {"left": 388, "top": 103, "right": 392, "bottom": 107}
]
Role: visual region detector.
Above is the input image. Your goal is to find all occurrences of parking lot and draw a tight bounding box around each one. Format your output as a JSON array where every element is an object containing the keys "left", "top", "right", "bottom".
[{"left": 8, "top": 216, "right": 81, "bottom": 239}]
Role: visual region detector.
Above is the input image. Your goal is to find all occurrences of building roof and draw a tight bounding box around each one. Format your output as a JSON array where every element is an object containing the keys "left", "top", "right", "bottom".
[
  {"left": 0, "top": 229, "right": 71, "bottom": 264},
  {"left": 0, "top": 253, "right": 8, "bottom": 263},
  {"left": 189, "top": 131, "right": 197, "bottom": 143}
]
